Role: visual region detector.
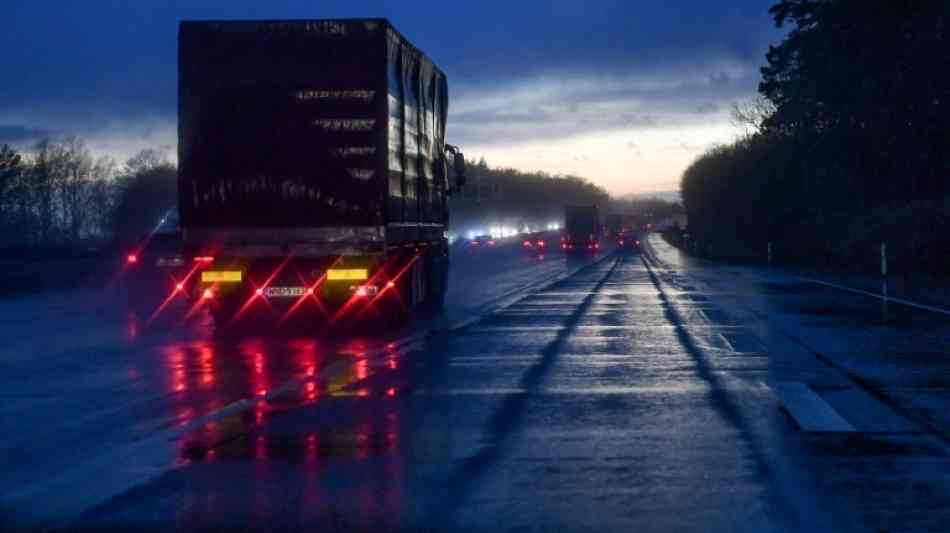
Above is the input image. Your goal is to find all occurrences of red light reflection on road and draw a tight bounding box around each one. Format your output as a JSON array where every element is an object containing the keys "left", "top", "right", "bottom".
[
  {"left": 126, "top": 313, "right": 139, "bottom": 340},
  {"left": 255, "top": 434, "right": 267, "bottom": 460},
  {"left": 164, "top": 345, "right": 188, "bottom": 393},
  {"left": 306, "top": 433, "right": 318, "bottom": 463},
  {"left": 305, "top": 381, "right": 318, "bottom": 402},
  {"left": 198, "top": 343, "right": 215, "bottom": 387}
]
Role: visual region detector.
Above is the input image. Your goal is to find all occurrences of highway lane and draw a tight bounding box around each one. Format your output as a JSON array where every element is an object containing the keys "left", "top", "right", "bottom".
[
  {"left": 64, "top": 247, "right": 847, "bottom": 531},
  {"left": 5, "top": 235, "right": 950, "bottom": 531},
  {"left": 0, "top": 235, "right": 606, "bottom": 528}
]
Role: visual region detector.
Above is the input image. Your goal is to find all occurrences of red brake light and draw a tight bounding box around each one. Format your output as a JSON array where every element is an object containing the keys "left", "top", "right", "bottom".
[
  {"left": 523, "top": 240, "right": 531, "bottom": 247},
  {"left": 202, "top": 288, "right": 214, "bottom": 299},
  {"left": 175, "top": 283, "right": 184, "bottom": 292},
  {"left": 255, "top": 288, "right": 264, "bottom": 296},
  {"left": 537, "top": 240, "right": 545, "bottom": 247},
  {"left": 126, "top": 254, "right": 138, "bottom": 264},
  {"left": 194, "top": 256, "right": 214, "bottom": 263}
]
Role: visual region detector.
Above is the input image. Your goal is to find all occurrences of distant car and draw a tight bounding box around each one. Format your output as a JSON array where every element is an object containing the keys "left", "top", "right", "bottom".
[
  {"left": 617, "top": 233, "right": 643, "bottom": 252},
  {"left": 521, "top": 232, "right": 548, "bottom": 251},
  {"left": 470, "top": 234, "right": 496, "bottom": 247},
  {"left": 122, "top": 212, "right": 190, "bottom": 309}
]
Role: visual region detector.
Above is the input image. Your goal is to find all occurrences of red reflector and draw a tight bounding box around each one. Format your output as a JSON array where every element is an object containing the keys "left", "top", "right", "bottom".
[
  {"left": 126, "top": 254, "right": 138, "bottom": 264},
  {"left": 202, "top": 288, "right": 214, "bottom": 299},
  {"left": 194, "top": 256, "right": 214, "bottom": 263}
]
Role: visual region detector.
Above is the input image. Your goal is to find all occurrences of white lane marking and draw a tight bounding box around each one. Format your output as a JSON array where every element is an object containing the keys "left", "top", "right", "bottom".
[
  {"left": 797, "top": 276, "right": 950, "bottom": 318},
  {"left": 772, "top": 382, "right": 855, "bottom": 433}
]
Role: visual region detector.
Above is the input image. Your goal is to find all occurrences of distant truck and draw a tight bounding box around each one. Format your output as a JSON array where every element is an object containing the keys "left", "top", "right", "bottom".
[
  {"left": 562, "top": 205, "right": 601, "bottom": 251},
  {"left": 177, "top": 19, "right": 465, "bottom": 325}
]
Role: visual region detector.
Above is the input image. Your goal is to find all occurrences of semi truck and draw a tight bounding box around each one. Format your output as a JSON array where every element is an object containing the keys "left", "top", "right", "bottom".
[
  {"left": 177, "top": 19, "right": 465, "bottom": 325},
  {"left": 562, "top": 205, "right": 601, "bottom": 252}
]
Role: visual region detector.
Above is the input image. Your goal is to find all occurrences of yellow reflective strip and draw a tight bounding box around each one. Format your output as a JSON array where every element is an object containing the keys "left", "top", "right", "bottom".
[
  {"left": 326, "top": 268, "right": 369, "bottom": 281},
  {"left": 201, "top": 271, "right": 242, "bottom": 282}
]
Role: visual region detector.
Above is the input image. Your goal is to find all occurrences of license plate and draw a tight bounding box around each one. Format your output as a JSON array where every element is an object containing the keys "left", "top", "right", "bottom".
[{"left": 264, "top": 287, "right": 306, "bottom": 297}]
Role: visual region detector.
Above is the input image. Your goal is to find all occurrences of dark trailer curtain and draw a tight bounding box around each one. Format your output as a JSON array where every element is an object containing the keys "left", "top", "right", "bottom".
[{"left": 178, "top": 20, "right": 389, "bottom": 229}]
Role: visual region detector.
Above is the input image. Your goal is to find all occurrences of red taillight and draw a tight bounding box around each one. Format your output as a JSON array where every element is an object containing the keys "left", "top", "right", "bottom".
[
  {"left": 537, "top": 240, "right": 545, "bottom": 247},
  {"left": 306, "top": 287, "right": 315, "bottom": 295},
  {"left": 126, "top": 254, "right": 138, "bottom": 264},
  {"left": 175, "top": 283, "right": 184, "bottom": 292},
  {"left": 488, "top": 240, "right": 496, "bottom": 246},
  {"left": 523, "top": 240, "right": 531, "bottom": 247},
  {"left": 255, "top": 288, "right": 264, "bottom": 296},
  {"left": 352, "top": 285, "right": 379, "bottom": 298},
  {"left": 619, "top": 240, "right": 625, "bottom": 246},
  {"left": 386, "top": 281, "right": 395, "bottom": 288},
  {"left": 202, "top": 288, "right": 214, "bottom": 299},
  {"left": 470, "top": 241, "right": 479, "bottom": 246},
  {"left": 595, "top": 243, "right": 600, "bottom": 249},
  {"left": 561, "top": 243, "right": 567, "bottom": 250},
  {"left": 194, "top": 256, "right": 214, "bottom": 264},
  {"left": 636, "top": 240, "right": 641, "bottom": 246}
]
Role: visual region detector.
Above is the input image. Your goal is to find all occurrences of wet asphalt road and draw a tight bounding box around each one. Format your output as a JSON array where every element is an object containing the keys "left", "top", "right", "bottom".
[{"left": 4, "top": 235, "right": 950, "bottom": 532}]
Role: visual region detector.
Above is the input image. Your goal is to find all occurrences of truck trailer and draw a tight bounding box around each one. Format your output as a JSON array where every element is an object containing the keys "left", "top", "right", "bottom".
[
  {"left": 562, "top": 205, "right": 601, "bottom": 252},
  {"left": 177, "top": 19, "right": 465, "bottom": 325}
]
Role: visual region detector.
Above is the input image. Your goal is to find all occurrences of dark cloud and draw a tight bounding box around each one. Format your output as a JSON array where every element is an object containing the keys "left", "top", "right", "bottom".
[{"left": 0, "top": 0, "right": 781, "bottom": 159}]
